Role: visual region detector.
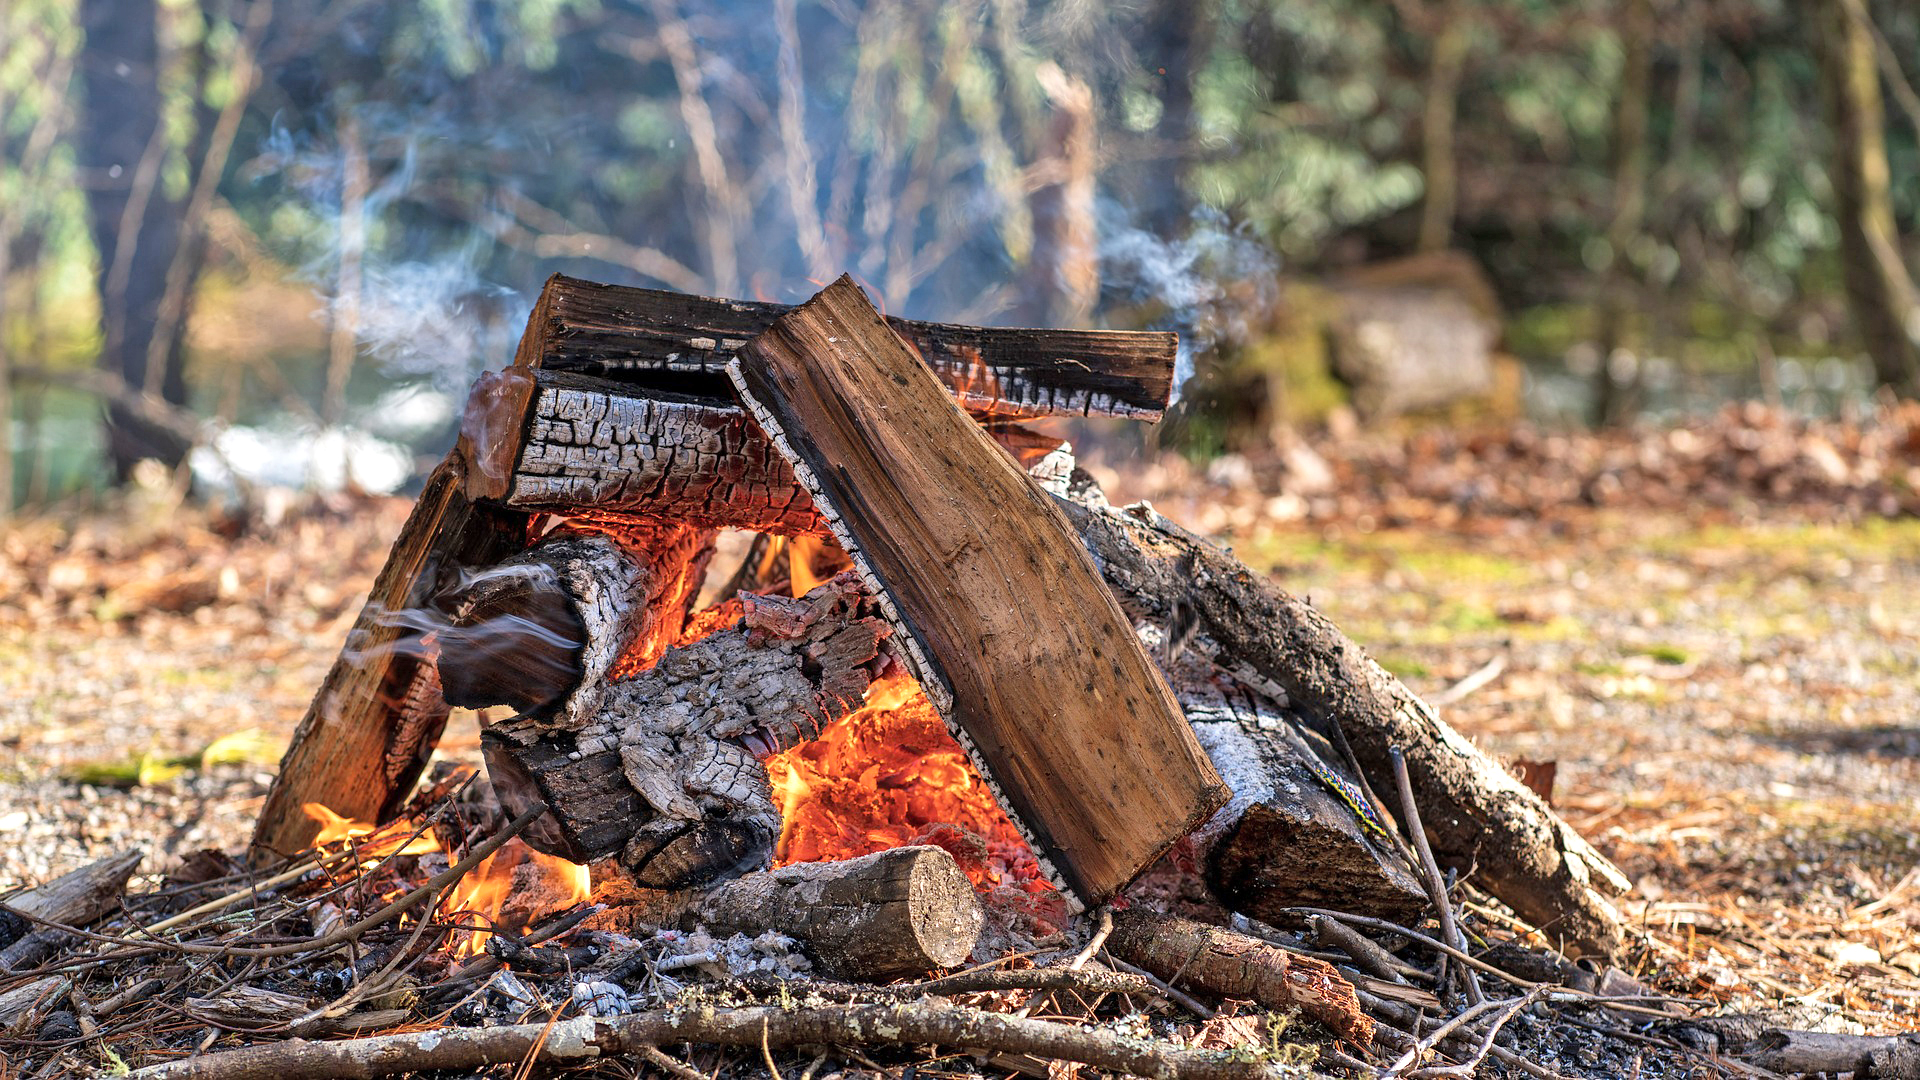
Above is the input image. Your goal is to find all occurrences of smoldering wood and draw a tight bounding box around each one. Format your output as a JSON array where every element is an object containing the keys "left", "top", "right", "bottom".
[
  {"left": 481, "top": 369, "right": 1069, "bottom": 533},
  {"left": 518, "top": 272, "right": 1178, "bottom": 420},
  {"left": 482, "top": 575, "right": 894, "bottom": 886},
  {"left": 251, "top": 452, "right": 533, "bottom": 861},
  {"left": 693, "top": 846, "right": 982, "bottom": 979},
  {"left": 1107, "top": 911, "right": 1373, "bottom": 1045},
  {"left": 0, "top": 850, "right": 143, "bottom": 972},
  {"left": 1054, "top": 493, "right": 1632, "bottom": 961},
  {"left": 728, "top": 276, "right": 1228, "bottom": 908}
]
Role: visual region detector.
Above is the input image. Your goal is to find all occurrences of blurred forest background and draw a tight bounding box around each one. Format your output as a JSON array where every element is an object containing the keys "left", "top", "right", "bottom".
[{"left": 3, "top": 0, "right": 1919, "bottom": 510}]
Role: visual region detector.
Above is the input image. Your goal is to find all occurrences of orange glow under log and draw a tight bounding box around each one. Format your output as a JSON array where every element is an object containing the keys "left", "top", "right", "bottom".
[{"left": 765, "top": 674, "right": 1049, "bottom": 894}]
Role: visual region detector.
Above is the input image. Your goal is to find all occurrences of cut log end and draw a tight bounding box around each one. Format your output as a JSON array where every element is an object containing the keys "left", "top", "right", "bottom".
[{"left": 695, "top": 846, "right": 983, "bottom": 979}]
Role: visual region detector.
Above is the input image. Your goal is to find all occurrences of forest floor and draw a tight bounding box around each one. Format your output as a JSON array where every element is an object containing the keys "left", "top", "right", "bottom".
[{"left": 2, "top": 418, "right": 1917, "bottom": 1040}]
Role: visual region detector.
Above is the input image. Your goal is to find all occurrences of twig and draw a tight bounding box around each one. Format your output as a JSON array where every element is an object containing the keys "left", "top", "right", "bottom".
[
  {"left": 1398, "top": 988, "right": 1545, "bottom": 1079},
  {"left": 127, "top": 999, "right": 1299, "bottom": 1080},
  {"left": 1391, "top": 747, "right": 1483, "bottom": 1006},
  {"left": 641, "top": 1045, "right": 707, "bottom": 1080},
  {"left": 1432, "top": 654, "right": 1505, "bottom": 706},
  {"left": 894, "top": 968, "right": 1160, "bottom": 1001},
  {"left": 1101, "top": 952, "right": 1216, "bottom": 1019},
  {"left": 1068, "top": 908, "right": 1113, "bottom": 971}
]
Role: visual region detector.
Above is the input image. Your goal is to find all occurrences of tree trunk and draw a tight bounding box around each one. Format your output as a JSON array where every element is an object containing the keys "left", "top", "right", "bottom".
[
  {"left": 1416, "top": 3, "right": 1471, "bottom": 254},
  {"left": 1591, "top": 0, "right": 1654, "bottom": 428},
  {"left": 77, "top": 0, "right": 193, "bottom": 477},
  {"left": 1817, "top": 0, "right": 1920, "bottom": 394}
]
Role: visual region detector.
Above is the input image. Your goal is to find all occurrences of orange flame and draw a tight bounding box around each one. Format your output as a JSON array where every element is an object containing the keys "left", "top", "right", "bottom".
[
  {"left": 440, "top": 840, "right": 593, "bottom": 958},
  {"left": 787, "top": 535, "right": 826, "bottom": 597},
  {"left": 301, "top": 803, "right": 440, "bottom": 857},
  {"left": 764, "top": 673, "right": 1049, "bottom": 893}
]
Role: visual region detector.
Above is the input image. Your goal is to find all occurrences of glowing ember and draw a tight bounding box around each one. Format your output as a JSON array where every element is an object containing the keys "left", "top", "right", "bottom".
[{"left": 765, "top": 673, "right": 1050, "bottom": 894}]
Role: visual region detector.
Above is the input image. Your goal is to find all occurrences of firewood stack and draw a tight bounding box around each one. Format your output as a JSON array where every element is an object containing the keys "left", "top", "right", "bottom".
[{"left": 245, "top": 272, "right": 1632, "bottom": 989}]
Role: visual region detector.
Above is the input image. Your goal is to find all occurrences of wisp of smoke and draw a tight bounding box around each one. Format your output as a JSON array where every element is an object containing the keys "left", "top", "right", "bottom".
[{"left": 1099, "top": 207, "right": 1279, "bottom": 402}]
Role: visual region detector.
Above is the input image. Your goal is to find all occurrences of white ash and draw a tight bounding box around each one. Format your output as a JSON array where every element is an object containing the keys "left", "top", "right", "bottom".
[
  {"left": 484, "top": 969, "right": 539, "bottom": 1009},
  {"left": 653, "top": 928, "right": 813, "bottom": 980},
  {"left": 570, "top": 980, "right": 630, "bottom": 1017}
]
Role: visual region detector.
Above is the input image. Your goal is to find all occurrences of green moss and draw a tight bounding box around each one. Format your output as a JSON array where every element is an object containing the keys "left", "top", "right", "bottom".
[{"left": 1637, "top": 644, "right": 1693, "bottom": 665}]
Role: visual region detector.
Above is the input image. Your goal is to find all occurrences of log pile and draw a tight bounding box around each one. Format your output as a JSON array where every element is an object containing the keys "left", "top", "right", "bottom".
[{"left": 14, "top": 270, "right": 1806, "bottom": 1079}]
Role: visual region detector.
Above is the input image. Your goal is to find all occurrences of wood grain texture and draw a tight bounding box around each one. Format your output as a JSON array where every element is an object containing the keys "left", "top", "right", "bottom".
[
  {"left": 727, "top": 277, "right": 1228, "bottom": 907},
  {"left": 525, "top": 273, "right": 1176, "bottom": 419},
  {"left": 250, "top": 452, "right": 532, "bottom": 861}
]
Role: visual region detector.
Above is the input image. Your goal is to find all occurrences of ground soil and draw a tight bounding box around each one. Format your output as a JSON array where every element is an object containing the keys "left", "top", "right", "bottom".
[{"left": 2, "top": 438, "right": 1916, "bottom": 1036}]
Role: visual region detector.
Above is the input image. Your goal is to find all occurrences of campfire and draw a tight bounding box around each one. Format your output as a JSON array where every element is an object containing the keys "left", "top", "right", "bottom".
[{"left": 12, "top": 272, "right": 1862, "bottom": 1080}]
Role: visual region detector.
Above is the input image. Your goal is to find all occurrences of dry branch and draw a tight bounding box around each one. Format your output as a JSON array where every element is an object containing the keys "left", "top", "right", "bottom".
[
  {"left": 1108, "top": 911, "right": 1373, "bottom": 1045},
  {"left": 128, "top": 998, "right": 1315, "bottom": 1080},
  {"left": 1056, "top": 497, "right": 1632, "bottom": 960},
  {"left": 0, "top": 849, "right": 142, "bottom": 971}
]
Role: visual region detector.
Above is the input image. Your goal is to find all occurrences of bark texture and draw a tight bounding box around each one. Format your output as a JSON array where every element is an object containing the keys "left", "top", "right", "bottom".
[
  {"left": 1058, "top": 494, "right": 1631, "bottom": 960},
  {"left": 694, "top": 846, "right": 982, "bottom": 978}
]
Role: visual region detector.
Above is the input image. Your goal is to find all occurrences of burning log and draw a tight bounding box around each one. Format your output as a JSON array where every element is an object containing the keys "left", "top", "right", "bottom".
[
  {"left": 481, "top": 574, "right": 894, "bottom": 885},
  {"left": 729, "top": 276, "right": 1228, "bottom": 907},
  {"left": 1055, "top": 497, "right": 1633, "bottom": 960},
  {"left": 516, "top": 273, "right": 1177, "bottom": 420},
  {"left": 693, "top": 846, "right": 982, "bottom": 979},
  {"left": 434, "top": 524, "right": 715, "bottom": 721},
  {"left": 252, "top": 455, "right": 533, "bottom": 860}
]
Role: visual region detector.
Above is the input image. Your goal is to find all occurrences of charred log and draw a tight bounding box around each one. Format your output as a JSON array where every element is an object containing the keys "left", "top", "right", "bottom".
[
  {"left": 519, "top": 272, "right": 1176, "bottom": 420},
  {"left": 482, "top": 575, "right": 894, "bottom": 886}
]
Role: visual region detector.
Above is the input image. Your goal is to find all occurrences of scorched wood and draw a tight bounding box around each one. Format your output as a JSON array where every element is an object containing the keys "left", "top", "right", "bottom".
[
  {"left": 481, "top": 574, "right": 895, "bottom": 886},
  {"left": 466, "top": 368, "right": 1070, "bottom": 531},
  {"left": 519, "top": 273, "right": 1176, "bottom": 420},
  {"left": 251, "top": 452, "right": 533, "bottom": 861},
  {"left": 727, "top": 276, "right": 1229, "bottom": 907}
]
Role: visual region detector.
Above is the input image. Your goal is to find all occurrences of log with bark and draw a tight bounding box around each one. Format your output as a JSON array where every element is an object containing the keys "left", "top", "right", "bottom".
[
  {"left": 1054, "top": 495, "right": 1632, "bottom": 960},
  {"left": 728, "top": 276, "right": 1228, "bottom": 907},
  {"left": 516, "top": 273, "right": 1177, "bottom": 420},
  {"left": 692, "top": 845, "right": 982, "bottom": 979},
  {"left": 1107, "top": 911, "right": 1372, "bottom": 1045}
]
